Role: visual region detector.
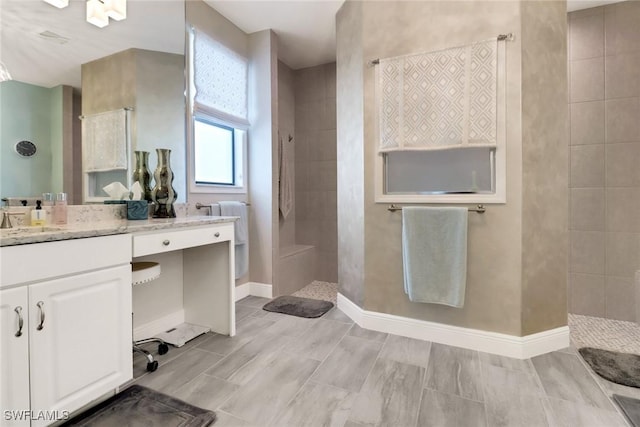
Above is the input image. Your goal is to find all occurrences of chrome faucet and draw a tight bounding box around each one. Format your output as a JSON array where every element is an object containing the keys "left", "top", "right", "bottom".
[{"left": 0, "top": 211, "right": 25, "bottom": 229}]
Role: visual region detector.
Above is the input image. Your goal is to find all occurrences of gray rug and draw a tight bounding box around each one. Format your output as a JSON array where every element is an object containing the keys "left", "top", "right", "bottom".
[
  {"left": 614, "top": 394, "right": 640, "bottom": 427},
  {"left": 263, "top": 295, "right": 334, "bottom": 318},
  {"left": 62, "top": 385, "right": 216, "bottom": 426},
  {"left": 579, "top": 347, "right": 640, "bottom": 388}
]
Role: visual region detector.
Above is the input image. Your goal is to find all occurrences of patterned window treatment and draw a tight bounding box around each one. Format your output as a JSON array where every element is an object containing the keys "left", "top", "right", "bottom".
[
  {"left": 82, "top": 109, "right": 128, "bottom": 172},
  {"left": 193, "top": 28, "right": 249, "bottom": 127},
  {"left": 377, "top": 38, "right": 501, "bottom": 152}
]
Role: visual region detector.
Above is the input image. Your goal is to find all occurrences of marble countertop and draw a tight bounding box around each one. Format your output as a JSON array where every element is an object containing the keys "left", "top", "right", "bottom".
[{"left": 0, "top": 216, "right": 238, "bottom": 247}]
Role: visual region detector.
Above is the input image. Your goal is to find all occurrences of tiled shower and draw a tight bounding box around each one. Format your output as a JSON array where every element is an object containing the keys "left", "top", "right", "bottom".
[
  {"left": 277, "top": 61, "right": 338, "bottom": 295},
  {"left": 568, "top": 1, "right": 640, "bottom": 321}
]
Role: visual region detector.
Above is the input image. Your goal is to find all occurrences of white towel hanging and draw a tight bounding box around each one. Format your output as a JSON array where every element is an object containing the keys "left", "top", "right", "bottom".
[{"left": 82, "top": 109, "right": 129, "bottom": 172}]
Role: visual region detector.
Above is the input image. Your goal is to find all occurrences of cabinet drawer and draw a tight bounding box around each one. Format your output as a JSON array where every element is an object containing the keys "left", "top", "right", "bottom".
[
  {"left": 133, "top": 224, "right": 234, "bottom": 257},
  {"left": 0, "top": 234, "right": 131, "bottom": 289}
]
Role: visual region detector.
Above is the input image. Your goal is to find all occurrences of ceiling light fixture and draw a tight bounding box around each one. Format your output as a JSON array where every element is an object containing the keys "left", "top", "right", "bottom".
[
  {"left": 86, "top": 0, "right": 109, "bottom": 28},
  {"left": 43, "top": 0, "right": 69, "bottom": 8},
  {"left": 41, "top": 0, "right": 126, "bottom": 28},
  {"left": 103, "top": 0, "right": 126, "bottom": 21}
]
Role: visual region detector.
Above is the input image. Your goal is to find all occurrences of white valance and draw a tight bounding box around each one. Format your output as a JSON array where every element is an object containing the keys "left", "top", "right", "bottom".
[
  {"left": 82, "top": 108, "right": 128, "bottom": 172},
  {"left": 377, "top": 38, "right": 503, "bottom": 152},
  {"left": 193, "top": 28, "right": 249, "bottom": 127}
]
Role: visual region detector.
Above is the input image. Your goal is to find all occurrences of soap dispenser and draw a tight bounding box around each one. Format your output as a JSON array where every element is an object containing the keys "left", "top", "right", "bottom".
[{"left": 31, "top": 200, "right": 46, "bottom": 226}]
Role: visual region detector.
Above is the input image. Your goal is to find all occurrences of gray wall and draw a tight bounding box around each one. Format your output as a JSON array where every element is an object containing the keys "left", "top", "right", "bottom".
[
  {"left": 337, "top": 0, "right": 568, "bottom": 336},
  {"left": 248, "top": 29, "right": 279, "bottom": 286},
  {"left": 568, "top": 1, "right": 640, "bottom": 321},
  {"left": 336, "top": 0, "right": 365, "bottom": 306},
  {"left": 520, "top": 0, "right": 569, "bottom": 335},
  {"left": 294, "top": 62, "right": 338, "bottom": 283},
  {"left": 81, "top": 48, "right": 185, "bottom": 202}
]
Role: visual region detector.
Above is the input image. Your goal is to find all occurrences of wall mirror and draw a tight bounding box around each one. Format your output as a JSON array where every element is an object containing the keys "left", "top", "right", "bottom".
[{"left": 0, "top": 0, "right": 186, "bottom": 204}]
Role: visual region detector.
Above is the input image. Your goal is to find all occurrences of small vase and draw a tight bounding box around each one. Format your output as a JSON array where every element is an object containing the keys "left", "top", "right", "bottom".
[
  {"left": 150, "top": 148, "right": 177, "bottom": 218},
  {"left": 132, "top": 150, "right": 153, "bottom": 202}
]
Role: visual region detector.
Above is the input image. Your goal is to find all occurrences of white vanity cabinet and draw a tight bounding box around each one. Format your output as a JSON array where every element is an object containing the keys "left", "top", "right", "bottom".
[
  {"left": 0, "top": 234, "right": 132, "bottom": 427},
  {"left": 0, "top": 287, "right": 30, "bottom": 427}
]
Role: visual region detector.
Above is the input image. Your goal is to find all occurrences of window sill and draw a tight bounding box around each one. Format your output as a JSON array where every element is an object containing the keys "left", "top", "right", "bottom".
[{"left": 189, "top": 184, "right": 247, "bottom": 195}]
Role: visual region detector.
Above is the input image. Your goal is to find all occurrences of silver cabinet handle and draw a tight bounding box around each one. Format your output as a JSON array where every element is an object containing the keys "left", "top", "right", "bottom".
[
  {"left": 162, "top": 240, "right": 170, "bottom": 246},
  {"left": 36, "top": 301, "right": 45, "bottom": 330},
  {"left": 14, "top": 306, "right": 23, "bottom": 337},
  {"left": 214, "top": 232, "right": 220, "bottom": 238}
]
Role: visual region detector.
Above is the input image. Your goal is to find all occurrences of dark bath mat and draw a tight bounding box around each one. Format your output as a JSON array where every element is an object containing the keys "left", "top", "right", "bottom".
[
  {"left": 614, "top": 394, "right": 640, "bottom": 427},
  {"left": 62, "top": 385, "right": 216, "bottom": 427},
  {"left": 263, "top": 295, "right": 334, "bottom": 318},
  {"left": 579, "top": 347, "right": 640, "bottom": 388}
]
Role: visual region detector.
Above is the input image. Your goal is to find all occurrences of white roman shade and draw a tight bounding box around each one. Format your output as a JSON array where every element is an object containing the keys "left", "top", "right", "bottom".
[
  {"left": 377, "top": 38, "right": 503, "bottom": 152},
  {"left": 193, "top": 28, "right": 249, "bottom": 127}
]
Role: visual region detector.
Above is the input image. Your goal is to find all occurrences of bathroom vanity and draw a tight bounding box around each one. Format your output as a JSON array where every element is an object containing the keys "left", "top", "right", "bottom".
[{"left": 0, "top": 216, "right": 236, "bottom": 426}]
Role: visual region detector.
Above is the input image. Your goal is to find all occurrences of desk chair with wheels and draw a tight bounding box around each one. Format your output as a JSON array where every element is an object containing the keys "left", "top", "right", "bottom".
[{"left": 132, "top": 261, "right": 170, "bottom": 372}]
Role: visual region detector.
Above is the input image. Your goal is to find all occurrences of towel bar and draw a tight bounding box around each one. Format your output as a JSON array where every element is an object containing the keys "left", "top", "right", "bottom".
[
  {"left": 388, "top": 204, "right": 486, "bottom": 214},
  {"left": 195, "top": 202, "right": 251, "bottom": 211}
]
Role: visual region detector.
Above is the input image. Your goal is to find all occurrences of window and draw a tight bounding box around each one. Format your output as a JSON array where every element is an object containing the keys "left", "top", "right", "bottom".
[
  {"left": 188, "top": 26, "right": 249, "bottom": 194},
  {"left": 194, "top": 119, "right": 235, "bottom": 185},
  {"left": 374, "top": 37, "right": 506, "bottom": 204},
  {"left": 384, "top": 147, "right": 495, "bottom": 194}
]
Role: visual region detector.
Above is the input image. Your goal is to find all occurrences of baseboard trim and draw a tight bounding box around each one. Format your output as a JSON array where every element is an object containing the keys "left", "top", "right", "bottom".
[
  {"left": 337, "top": 293, "right": 569, "bottom": 359},
  {"left": 235, "top": 282, "right": 273, "bottom": 301},
  {"left": 134, "top": 310, "right": 185, "bottom": 341}
]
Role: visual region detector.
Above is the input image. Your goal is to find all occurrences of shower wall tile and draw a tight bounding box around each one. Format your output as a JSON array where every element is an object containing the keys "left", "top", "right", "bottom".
[
  {"left": 605, "top": 97, "right": 640, "bottom": 143},
  {"left": 570, "top": 57, "right": 604, "bottom": 103},
  {"left": 605, "top": 275, "right": 635, "bottom": 321},
  {"left": 569, "top": 5, "right": 603, "bottom": 21},
  {"left": 605, "top": 188, "right": 640, "bottom": 232},
  {"left": 295, "top": 66, "right": 326, "bottom": 104},
  {"left": 604, "top": 1, "right": 640, "bottom": 56},
  {"left": 605, "top": 143, "right": 640, "bottom": 187},
  {"left": 570, "top": 188, "right": 605, "bottom": 231},
  {"left": 296, "top": 102, "right": 323, "bottom": 131},
  {"left": 570, "top": 145, "right": 605, "bottom": 188},
  {"left": 570, "top": 101, "right": 604, "bottom": 146},
  {"left": 324, "top": 64, "right": 336, "bottom": 100},
  {"left": 319, "top": 162, "right": 337, "bottom": 191},
  {"left": 569, "top": 4, "right": 640, "bottom": 322},
  {"left": 569, "top": 273, "right": 605, "bottom": 317},
  {"left": 316, "top": 251, "right": 338, "bottom": 283},
  {"left": 569, "top": 13, "right": 604, "bottom": 60},
  {"left": 605, "top": 53, "right": 640, "bottom": 99},
  {"left": 318, "top": 130, "right": 337, "bottom": 161},
  {"left": 605, "top": 232, "right": 640, "bottom": 278},
  {"left": 294, "top": 63, "right": 338, "bottom": 284},
  {"left": 570, "top": 231, "right": 605, "bottom": 274}
]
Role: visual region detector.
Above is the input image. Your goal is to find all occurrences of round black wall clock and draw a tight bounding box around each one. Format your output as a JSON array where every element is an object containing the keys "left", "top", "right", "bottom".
[{"left": 15, "top": 140, "right": 37, "bottom": 157}]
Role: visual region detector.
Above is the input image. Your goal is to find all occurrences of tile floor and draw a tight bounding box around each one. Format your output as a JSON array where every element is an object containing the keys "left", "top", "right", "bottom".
[{"left": 129, "top": 296, "right": 633, "bottom": 427}]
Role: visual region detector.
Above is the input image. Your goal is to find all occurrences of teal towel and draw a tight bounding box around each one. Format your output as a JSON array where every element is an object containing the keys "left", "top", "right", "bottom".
[{"left": 402, "top": 207, "right": 468, "bottom": 307}]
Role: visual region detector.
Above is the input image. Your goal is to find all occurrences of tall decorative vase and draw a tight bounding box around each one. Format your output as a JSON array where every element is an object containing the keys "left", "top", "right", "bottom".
[
  {"left": 150, "top": 148, "right": 177, "bottom": 218},
  {"left": 132, "top": 150, "right": 153, "bottom": 202}
]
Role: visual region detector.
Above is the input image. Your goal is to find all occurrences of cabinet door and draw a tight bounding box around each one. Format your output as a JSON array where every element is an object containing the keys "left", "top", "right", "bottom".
[
  {"left": 0, "top": 287, "right": 30, "bottom": 427},
  {"left": 29, "top": 265, "right": 132, "bottom": 426}
]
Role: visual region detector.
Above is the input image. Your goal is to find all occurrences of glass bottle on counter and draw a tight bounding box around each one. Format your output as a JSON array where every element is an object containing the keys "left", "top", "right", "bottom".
[{"left": 52, "top": 192, "right": 67, "bottom": 225}]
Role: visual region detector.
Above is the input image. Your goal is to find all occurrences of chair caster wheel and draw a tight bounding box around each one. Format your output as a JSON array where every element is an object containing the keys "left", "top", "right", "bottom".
[
  {"left": 146, "top": 361, "right": 159, "bottom": 372},
  {"left": 158, "top": 343, "right": 169, "bottom": 355}
]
